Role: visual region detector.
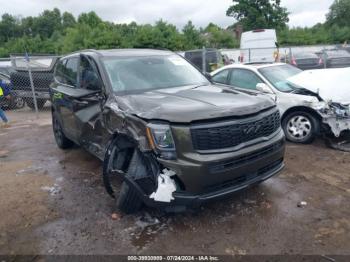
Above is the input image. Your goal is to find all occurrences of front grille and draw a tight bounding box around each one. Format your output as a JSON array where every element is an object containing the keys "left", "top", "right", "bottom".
[
  {"left": 208, "top": 140, "right": 284, "bottom": 174},
  {"left": 191, "top": 110, "right": 280, "bottom": 151},
  {"left": 204, "top": 159, "right": 283, "bottom": 193}
]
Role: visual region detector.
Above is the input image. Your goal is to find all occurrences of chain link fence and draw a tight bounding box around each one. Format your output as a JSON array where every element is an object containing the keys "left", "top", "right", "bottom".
[{"left": 0, "top": 54, "right": 60, "bottom": 117}]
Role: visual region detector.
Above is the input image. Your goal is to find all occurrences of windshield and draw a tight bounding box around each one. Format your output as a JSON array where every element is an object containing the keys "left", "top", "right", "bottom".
[
  {"left": 258, "top": 64, "right": 302, "bottom": 92},
  {"left": 103, "top": 54, "right": 209, "bottom": 94}
]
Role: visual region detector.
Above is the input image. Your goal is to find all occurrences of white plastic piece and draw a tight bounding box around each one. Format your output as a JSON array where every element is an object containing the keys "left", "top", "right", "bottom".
[
  {"left": 287, "top": 68, "right": 350, "bottom": 104},
  {"left": 150, "top": 169, "right": 177, "bottom": 203}
]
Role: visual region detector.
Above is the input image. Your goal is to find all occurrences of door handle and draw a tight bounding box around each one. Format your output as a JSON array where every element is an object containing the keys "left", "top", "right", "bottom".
[{"left": 73, "top": 99, "right": 89, "bottom": 105}]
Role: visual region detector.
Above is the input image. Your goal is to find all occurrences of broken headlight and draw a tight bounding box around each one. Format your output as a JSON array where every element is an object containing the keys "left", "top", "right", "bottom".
[
  {"left": 146, "top": 123, "right": 176, "bottom": 160},
  {"left": 311, "top": 101, "right": 328, "bottom": 110},
  {"left": 331, "top": 103, "right": 350, "bottom": 118}
]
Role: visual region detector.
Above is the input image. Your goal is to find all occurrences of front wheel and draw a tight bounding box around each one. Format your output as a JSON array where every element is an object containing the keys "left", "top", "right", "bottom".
[
  {"left": 11, "top": 96, "right": 25, "bottom": 109},
  {"left": 282, "top": 111, "right": 319, "bottom": 144},
  {"left": 103, "top": 139, "right": 143, "bottom": 214}
]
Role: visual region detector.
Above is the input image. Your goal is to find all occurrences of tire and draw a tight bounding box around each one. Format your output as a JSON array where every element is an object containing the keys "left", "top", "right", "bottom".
[
  {"left": 27, "top": 99, "right": 46, "bottom": 110},
  {"left": 103, "top": 139, "right": 144, "bottom": 214},
  {"left": 282, "top": 111, "right": 319, "bottom": 144},
  {"left": 52, "top": 112, "right": 74, "bottom": 149},
  {"left": 117, "top": 151, "right": 146, "bottom": 214},
  {"left": 10, "top": 96, "right": 25, "bottom": 109}
]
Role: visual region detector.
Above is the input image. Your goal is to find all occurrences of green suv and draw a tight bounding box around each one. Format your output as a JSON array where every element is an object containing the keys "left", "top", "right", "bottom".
[{"left": 50, "top": 49, "right": 285, "bottom": 213}]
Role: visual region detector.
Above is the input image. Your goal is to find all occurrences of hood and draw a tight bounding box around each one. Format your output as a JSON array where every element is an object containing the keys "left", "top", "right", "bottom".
[
  {"left": 114, "top": 85, "right": 275, "bottom": 123},
  {"left": 287, "top": 68, "right": 350, "bottom": 105}
]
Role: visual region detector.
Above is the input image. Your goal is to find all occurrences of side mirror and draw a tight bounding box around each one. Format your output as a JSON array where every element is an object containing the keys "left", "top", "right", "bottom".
[{"left": 256, "top": 83, "right": 273, "bottom": 94}]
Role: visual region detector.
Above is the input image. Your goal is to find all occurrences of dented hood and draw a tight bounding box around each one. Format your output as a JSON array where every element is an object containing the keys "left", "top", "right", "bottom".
[
  {"left": 287, "top": 68, "right": 350, "bottom": 105},
  {"left": 114, "top": 85, "right": 274, "bottom": 123}
]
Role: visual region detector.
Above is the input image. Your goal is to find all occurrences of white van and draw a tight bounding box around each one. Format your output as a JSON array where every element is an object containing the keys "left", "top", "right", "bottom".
[{"left": 239, "top": 29, "right": 278, "bottom": 63}]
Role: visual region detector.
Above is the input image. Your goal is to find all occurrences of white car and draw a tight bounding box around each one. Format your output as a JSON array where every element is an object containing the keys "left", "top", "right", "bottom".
[{"left": 211, "top": 63, "right": 350, "bottom": 144}]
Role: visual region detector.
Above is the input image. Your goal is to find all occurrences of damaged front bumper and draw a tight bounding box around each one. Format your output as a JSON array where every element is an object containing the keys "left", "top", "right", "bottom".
[
  {"left": 315, "top": 102, "right": 350, "bottom": 137},
  {"left": 322, "top": 116, "right": 350, "bottom": 137},
  {"left": 125, "top": 130, "right": 285, "bottom": 212},
  {"left": 124, "top": 158, "right": 284, "bottom": 212}
]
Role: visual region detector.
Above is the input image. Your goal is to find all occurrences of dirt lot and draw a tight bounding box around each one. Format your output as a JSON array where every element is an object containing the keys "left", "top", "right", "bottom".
[{"left": 0, "top": 110, "right": 350, "bottom": 256}]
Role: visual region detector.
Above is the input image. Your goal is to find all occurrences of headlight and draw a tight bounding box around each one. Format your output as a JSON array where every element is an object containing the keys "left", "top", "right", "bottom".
[
  {"left": 146, "top": 123, "right": 176, "bottom": 160},
  {"left": 311, "top": 101, "right": 327, "bottom": 110}
]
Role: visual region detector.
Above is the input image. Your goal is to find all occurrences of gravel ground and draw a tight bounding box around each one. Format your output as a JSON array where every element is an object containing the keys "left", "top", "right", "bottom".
[{"left": 0, "top": 110, "right": 349, "bottom": 256}]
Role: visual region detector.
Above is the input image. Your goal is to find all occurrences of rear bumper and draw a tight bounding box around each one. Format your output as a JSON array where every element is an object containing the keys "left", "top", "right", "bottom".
[
  {"left": 12, "top": 90, "right": 49, "bottom": 99},
  {"left": 298, "top": 64, "right": 324, "bottom": 70}
]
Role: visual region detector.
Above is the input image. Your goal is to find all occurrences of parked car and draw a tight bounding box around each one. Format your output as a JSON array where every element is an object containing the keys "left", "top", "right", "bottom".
[
  {"left": 211, "top": 63, "right": 350, "bottom": 144},
  {"left": 282, "top": 52, "right": 324, "bottom": 70},
  {"left": 184, "top": 48, "right": 224, "bottom": 72},
  {"left": 50, "top": 49, "right": 285, "bottom": 213},
  {"left": 336, "top": 44, "right": 350, "bottom": 54},
  {"left": 321, "top": 50, "right": 350, "bottom": 68},
  {"left": 0, "top": 72, "right": 25, "bottom": 110},
  {"left": 0, "top": 59, "right": 15, "bottom": 77},
  {"left": 240, "top": 29, "right": 278, "bottom": 63},
  {"left": 10, "top": 55, "right": 60, "bottom": 109}
]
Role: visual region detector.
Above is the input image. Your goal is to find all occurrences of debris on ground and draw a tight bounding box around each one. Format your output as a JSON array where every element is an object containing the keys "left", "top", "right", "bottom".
[
  {"left": 136, "top": 212, "right": 160, "bottom": 228},
  {"left": 41, "top": 184, "right": 61, "bottom": 196},
  {"left": 111, "top": 213, "right": 121, "bottom": 220},
  {"left": 0, "top": 150, "right": 9, "bottom": 158},
  {"left": 324, "top": 132, "right": 350, "bottom": 153},
  {"left": 297, "top": 201, "right": 308, "bottom": 208}
]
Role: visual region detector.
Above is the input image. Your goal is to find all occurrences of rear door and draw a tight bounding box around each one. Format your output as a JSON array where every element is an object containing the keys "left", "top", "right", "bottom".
[{"left": 51, "top": 56, "right": 80, "bottom": 142}]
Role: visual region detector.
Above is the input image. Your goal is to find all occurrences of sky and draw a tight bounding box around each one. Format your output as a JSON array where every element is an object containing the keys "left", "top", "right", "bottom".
[{"left": 0, "top": 0, "right": 335, "bottom": 29}]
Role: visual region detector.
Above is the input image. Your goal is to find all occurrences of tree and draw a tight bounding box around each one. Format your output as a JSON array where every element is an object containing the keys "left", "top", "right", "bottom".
[
  {"left": 203, "top": 23, "right": 239, "bottom": 48},
  {"left": 326, "top": 0, "right": 350, "bottom": 27},
  {"left": 78, "top": 12, "right": 102, "bottom": 27},
  {"left": 32, "top": 8, "right": 62, "bottom": 38},
  {"left": 226, "top": 0, "right": 289, "bottom": 31},
  {"left": 182, "top": 21, "right": 204, "bottom": 49},
  {"left": 0, "top": 14, "right": 19, "bottom": 42},
  {"left": 62, "top": 12, "right": 76, "bottom": 29}
]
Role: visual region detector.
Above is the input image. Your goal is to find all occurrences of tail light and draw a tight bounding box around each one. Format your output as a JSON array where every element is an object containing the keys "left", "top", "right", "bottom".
[
  {"left": 291, "top": 56, "right": 297, "bottom": 66},
  {"left": 318, "top": 58, "right": 323, "bottom": 65}
]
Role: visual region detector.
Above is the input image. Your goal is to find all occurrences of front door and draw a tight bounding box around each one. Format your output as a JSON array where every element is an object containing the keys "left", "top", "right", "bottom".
[{"left": 74, "top": 55, "right": 106, "bottom": 159}]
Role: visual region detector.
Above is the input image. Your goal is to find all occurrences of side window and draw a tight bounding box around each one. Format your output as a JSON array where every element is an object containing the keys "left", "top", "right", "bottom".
[
  {"left": 212, "top": 69, "right": 229, "bottom": 84},
  {"left": 65, "top": 57, "right": 79, "bottom": 87},
  {"left": 55, "top": 59, "right": 68, "bottom": 84},
  {"left": 79, "top": 56, "right": 101, "bottom": 91},
  {"left": 228, "top": 69, "right": 262, "bottom": 90}
]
